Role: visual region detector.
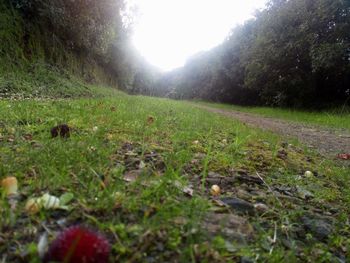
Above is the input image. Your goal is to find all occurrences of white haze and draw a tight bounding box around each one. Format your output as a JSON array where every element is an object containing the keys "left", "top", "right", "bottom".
[{"left": 129, "top": 0, "right": 268, "bottom": 71}]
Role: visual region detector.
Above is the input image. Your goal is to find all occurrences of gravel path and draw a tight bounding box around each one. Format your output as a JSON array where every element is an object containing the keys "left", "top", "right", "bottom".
[{"left": 196, "top": 105, "right": 350, "bottom": 159}]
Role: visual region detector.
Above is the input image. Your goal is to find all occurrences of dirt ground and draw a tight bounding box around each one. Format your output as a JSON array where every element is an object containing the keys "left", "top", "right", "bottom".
[{"left": 196, "top": 105, "right": 350, "bottom": 161}]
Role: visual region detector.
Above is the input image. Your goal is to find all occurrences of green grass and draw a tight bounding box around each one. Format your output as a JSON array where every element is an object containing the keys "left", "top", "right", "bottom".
[
  {"left": 1, "top": 90, "right": 349, "bottom": 262},
  {"left": 0, "top": 1, "right": 119, "bottom": 99},
  {"left": 0, "top": 61, "right": 118, "bottom": 99},
  {"left": 197, "top": 101, "right": 350, "bottom": 131}
]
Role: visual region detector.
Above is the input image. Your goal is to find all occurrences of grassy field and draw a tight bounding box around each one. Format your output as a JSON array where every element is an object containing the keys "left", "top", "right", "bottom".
[
  {"left": 1, "top": 90, "right": 349, "bottom": 262},
  {"left": 197, "top": 102, "right": 350, "bottom": 131}
]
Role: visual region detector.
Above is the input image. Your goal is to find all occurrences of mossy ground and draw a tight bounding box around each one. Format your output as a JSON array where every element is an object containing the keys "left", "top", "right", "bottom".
[{"left": 0, "top": 91, "right": 349, "bottom": 262}]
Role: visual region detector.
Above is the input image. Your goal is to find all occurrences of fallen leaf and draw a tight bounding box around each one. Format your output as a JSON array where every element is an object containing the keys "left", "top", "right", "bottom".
[
  {"left": 173, "top": 217, "right": 188, "bottom": 225},
  {"left": 147, "top": 116, "right": 155, "bottom": 125},
  {"left": 25, "top": 198, "right": 41, "bottom": 214},
  {"left": 183, "top": 186, "right": 194, "bottom": 197},
  {"left": 23, "top": 134, "right": 33, "bottom": 141},
  {"left": 212, "top": 199, "right": 227, "bottom": 207},
  {"left": 337, "top": 153, "right": 350, "bottom": 160},
  {"left": 123, "top": 170, "right": 142, "bottom": 182},
  {"left": 59, "top": 193, "right": 74, "bottom": 206},
  {"left": 7, "top": 135, "right": 15, "bottom": 142},
  {"left": 174, "top": 181, "right": 194, "bottom": 197},
  {"left": 51, "top": 124, "right": 70, "bottom": 139},
  {"left": 296, "top": 186, "right": 314, "bottom": 200},
  {"left": 106, "top": 133, "right": 114, "bottom": 140},
  {"left": 254, "top": 203, "right": 269, "bottom": 213}
]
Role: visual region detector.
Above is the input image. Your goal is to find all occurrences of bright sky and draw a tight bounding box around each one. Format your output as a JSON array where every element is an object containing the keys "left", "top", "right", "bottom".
[{"left": 129, "top": 0, "right": 268, "bottom": 71}]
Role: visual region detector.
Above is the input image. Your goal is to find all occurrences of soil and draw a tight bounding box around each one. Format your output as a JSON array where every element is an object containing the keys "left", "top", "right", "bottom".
[{"left": 195, "top": 105, "right": 350, "bottom": 161}]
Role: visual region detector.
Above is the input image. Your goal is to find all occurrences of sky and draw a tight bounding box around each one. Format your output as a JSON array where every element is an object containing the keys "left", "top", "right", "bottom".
[{"left": 129, "top": 0, "right": 268, "bottom": 71}]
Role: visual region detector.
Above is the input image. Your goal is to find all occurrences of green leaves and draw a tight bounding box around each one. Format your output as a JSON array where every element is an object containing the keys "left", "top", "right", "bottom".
[
  {"left": 158, "top": 0, "right": 350, "bottom": 108},
  {"left": 59, "top": 192, "right": 74, "bottom": 206}
]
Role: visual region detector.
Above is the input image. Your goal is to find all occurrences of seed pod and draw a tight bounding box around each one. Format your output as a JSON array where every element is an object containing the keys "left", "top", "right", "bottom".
[
  {"left": 39, "top": 194, "right": 60, "bottom": 209},
  {"left": 210, "top": 185, "right": 221, "bottom": 196},
  {"left": 1, "top": 177, "right": 18, "bottom": 196},
  {"left": 25, "top": 198, "right": 41, "bottom": 214},
  {"left": 304, "top": 171, "right": 313, "bottom": 178},
  {"left": 44, "top": 226, "right": 111, "bottom": 263}
]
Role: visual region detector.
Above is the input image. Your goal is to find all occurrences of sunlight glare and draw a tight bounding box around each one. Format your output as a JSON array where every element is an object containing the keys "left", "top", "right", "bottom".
[{"left": 129, "top": 0, "right": 268, "bottom": 71}]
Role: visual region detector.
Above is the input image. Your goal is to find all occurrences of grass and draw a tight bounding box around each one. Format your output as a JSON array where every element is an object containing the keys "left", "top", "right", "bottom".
[
  {"left": 0, "top": 61, "right": 117, "bottom": 99},
  {"left": 196, "top": 101, "right": 350, "bottom": 131},
  {"left": 0, "top": 1, "right": 119, "bottom": 99},
  {"left": 1, "top": 89, "right": 349, "bottom": 262}
]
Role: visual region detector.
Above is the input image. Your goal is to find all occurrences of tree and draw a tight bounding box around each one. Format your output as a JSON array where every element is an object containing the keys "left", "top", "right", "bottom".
[{"left": 158, "top": 0, "right": 350, "bottom": 108}]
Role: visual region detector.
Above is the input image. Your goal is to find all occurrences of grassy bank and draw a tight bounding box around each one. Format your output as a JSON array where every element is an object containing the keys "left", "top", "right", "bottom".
[
  {"left": 0, "top": 1, "right": 119, "bottom": 98},
  {"left": 1, "top": 91, "right": 349, "bottom": 262},
  {"left": 197, "top": 102, "right": 350, "bottom": 131}
]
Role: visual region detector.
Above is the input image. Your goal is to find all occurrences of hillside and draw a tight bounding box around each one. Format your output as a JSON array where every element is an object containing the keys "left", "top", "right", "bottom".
[{"left": 0, "top": 0, "right": 156, "bottom": 98}]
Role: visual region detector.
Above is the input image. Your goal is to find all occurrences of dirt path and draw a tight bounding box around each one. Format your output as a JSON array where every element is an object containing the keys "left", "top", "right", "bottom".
[{"left": 195, "top": 105, "right": 350, "bottom": 160}]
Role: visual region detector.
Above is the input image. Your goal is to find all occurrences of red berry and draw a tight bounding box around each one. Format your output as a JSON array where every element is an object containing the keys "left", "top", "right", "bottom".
[{"left": 44, "top": 226, "right": 110, "bottom": 263}]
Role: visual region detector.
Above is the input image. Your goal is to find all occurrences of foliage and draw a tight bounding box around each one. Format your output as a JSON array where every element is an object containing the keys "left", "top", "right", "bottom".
[
  {"left": 1, "top": 0, "right": 148, "bottom": 92},
  {"left": 10, "top": 0, "right": 124, "bottom": 57},
  {"left": 156, "top": 0, "right": 350, "bottom": 108}
]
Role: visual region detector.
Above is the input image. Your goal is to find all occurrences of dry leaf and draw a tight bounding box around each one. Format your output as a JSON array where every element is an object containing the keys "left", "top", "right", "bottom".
[
  {"left": 123, "top": 170, "right": 142, "bottom": 182},
  {"left": 183, "top": 186, "right": 194, "bottom": 197},
  {"left": 25, "top": 198, "right": 41, "bottom": 214},
  {"left": 174, "top": 181, "right": 194, "bottom": 197},
  {"left": 147, "top": 116, "right": 155, "bottom": 125},
  {"left": 7, "top": 135, "right": 15, "bottom": 142},
  {"left": 212, "top": 199, "right": 227, "bottom": 207},
  {"left": 337, "top": 153, "right": 350, "bottom": 160},
  {"left": 23, "top": 134, "right": 33, "bottom": 141},
  {"left": 51, "top": 124, "right": 70, "bottom": 139},
  {"left": 254, "top": 203, "right": 269, "bottom": 213}
]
